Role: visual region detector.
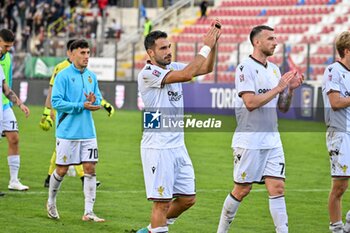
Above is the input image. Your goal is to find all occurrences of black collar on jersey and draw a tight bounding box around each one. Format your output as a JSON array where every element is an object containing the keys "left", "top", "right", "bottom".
[
  {"left": 67, "top": 58, "right": 72, "bottom": 64},
  {"left": 249, "top": 55, "right": 268, "bottom": 68},
  {"left": 337, "top": 61, "right": 350, "bottom": 72}
]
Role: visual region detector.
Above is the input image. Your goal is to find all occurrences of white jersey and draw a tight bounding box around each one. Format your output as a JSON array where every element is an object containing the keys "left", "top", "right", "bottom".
[
  {"left": 138, "top": 61, "right": 187, "bottom": 149},
  {"left": 232, "top": 56, "right": 282, "bottom": 149},
  {"left": 0, "top": 67, "right": 4, "bottom": 134},
  {"left": 322, "top": 61, "right": 350, "bottom": 132}
]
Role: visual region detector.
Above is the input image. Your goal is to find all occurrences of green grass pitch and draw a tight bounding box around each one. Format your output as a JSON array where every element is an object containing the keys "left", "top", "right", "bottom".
[{"left": 0, "top": 106, "right": 347, "bottom": 232}]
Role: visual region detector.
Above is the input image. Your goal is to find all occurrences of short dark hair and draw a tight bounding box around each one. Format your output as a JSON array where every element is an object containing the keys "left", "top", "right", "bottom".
[
  {"left": 0, "top": 29, "right": 15, "bottom": 42},
  {"left": 249, "top": 25, "right": 274, "bottom": 45},
  {"left": 144, "top": 30, "right": 168, "bottom": 50},
  {"left": 66, "top": 39, "right": 76, "bottom": 51},
  {"left": 69, "top": 39, "right": 89, "bottom": 51}
]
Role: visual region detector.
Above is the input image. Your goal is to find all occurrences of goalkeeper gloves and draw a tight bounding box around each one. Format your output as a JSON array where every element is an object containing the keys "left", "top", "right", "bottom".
[
  {"left": 101, "top": 99, "right": 115, "bottom": 117},
  {"left": 39, "top": 107, "right": 54, "bottom": 131}
]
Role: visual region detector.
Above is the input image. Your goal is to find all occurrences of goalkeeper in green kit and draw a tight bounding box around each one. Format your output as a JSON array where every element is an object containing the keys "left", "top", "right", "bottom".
[{"left": 39, "top": 39, "right": 115, "bottom": 187}]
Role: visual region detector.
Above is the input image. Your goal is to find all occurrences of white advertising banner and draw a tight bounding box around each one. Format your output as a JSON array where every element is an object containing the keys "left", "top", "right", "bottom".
[{"left": 88, "top": 58, "right": 115, "bottom": 81}]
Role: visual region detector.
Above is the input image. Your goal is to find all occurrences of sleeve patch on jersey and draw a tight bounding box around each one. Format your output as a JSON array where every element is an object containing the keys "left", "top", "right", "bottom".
[
  {"left": 145, "top": 66, "right": 151, "bottom": 70},
  {"left": 152, "top": 70, "right": 161, "bottom": 77},
  {"left": 239, "top": 65, "right": 244, "bottom": 71},
  {"left": 328, "top": 67, "right": 333, "bottom": 72},
  {"left": 328, "top": 74, "right": 332, "bottom": 81},
  {"left": 239, "top": 74, "right": 244, "bottom": 82}
]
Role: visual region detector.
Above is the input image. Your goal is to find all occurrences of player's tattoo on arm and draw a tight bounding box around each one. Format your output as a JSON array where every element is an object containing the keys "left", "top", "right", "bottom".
[
  {"left": 278, "top": 91, "right": 293, "bottom": 112},
  {"left": 5, "top": 89, "right": 21, "bottom": 106}
]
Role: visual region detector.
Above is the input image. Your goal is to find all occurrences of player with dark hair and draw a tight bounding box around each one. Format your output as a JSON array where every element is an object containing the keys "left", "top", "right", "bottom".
[
  {"left": 137, "top": 20, "right": 221, "bottom": 233},
  {"left": 0, "top": 28, "right": 30, "bottom": 191},
  {"left": 40, "top": 39, "right": 113, "bottom": 188},
  {"left": 47, "top": 39, "right": 104, "bottom": 222},
  {"left": 217, "top": 25, "right": 303, "bottom": 233}
]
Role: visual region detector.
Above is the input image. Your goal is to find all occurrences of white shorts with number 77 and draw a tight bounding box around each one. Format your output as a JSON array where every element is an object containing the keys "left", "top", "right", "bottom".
[
  {"left": 233, "top": 147, "right": 285, "bottom": 184},
  {"left": 56, "top": 138, "right": 98, "bottom": 165}
]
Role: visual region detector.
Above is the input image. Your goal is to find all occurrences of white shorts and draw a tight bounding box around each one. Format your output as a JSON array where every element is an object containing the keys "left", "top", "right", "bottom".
[
  {"left": 233, "top": 147, "right": 285, "bottom": 184},
  {"left": 2, "top": 108, "right": 18, "bottom": 135},
  {"left": 326, "top": 128, "right": 350, "bottom": 177},
  {"left": 56, "top": 138, "right": 98, "bottom": 166},
  {"left": 141, "top": 145, "right": 195, "bottom": 201}
]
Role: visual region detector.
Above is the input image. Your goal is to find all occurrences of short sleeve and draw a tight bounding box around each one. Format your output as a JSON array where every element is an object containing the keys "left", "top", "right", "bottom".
[
  {"left": 141, "top": 65, "right": 171, "bottom": 89},
  {"left": 235, "top": 64, "right": 255, "bottom": 97},
  {"left": 324, "top": 66, "right": 341, "bottom": 94}
]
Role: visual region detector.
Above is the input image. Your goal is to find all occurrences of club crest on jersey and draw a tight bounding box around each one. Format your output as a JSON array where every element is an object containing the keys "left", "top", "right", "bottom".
[
  {"left": 152, "top": 69, "right": 161, "bottom": 77},
  {"left": 273, "top": 69, "right": 278, "bottom": 78},
  {"left": 88, "top": 76, "right": 92, "bottom": 83}
]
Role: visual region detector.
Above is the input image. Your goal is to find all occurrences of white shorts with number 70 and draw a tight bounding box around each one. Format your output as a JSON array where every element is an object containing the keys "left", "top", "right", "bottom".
[{"left": 56, "top": 138, "right": 98, "bottom": 165}]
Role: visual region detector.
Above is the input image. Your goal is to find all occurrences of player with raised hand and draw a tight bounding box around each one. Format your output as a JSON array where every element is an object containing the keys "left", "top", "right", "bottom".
[
  {"left": 0, "top": 29, "right": 30, "bottom": 191},
  {"left": 216, "top": 25, "right": 303, "bottom": 233},
  {"left": 136, "top": 19, "right": 221, "bottom": 233}
]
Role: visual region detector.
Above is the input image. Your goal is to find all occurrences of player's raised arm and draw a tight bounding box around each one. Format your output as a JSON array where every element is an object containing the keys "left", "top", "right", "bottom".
[
  {"left": 195, "top": 19, "right": 222, "bottom": 76},
  {"left": 164, "top": 24, "right": 220, "bottom": 84},
  {"left": 2, "top": 80, "right": 30, "bottom": 117}
]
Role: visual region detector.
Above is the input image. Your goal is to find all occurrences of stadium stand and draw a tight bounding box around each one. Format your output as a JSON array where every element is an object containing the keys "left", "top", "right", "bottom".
[{"left": 133, "top": 0, "right": 349, "bottom": 83}]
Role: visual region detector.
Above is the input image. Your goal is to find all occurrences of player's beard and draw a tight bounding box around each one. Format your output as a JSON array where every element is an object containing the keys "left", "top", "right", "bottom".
[
  {"left": 156, "top": 56, "right": 171, "bottom": 67},
  {"left": 262, "top": 47, "right": 275, "bottom": 57}
]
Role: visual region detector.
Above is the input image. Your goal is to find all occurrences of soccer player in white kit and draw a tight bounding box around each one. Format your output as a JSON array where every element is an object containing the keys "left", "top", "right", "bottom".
[
  {"left": 322, "top": 31, "right": 350, "bottom": 233},
  {"left": 137, "top": 21, "right": 221, "bottom": 233},
  {"left": 216, "top": 25, "right": 303, "bottom": 233},
  {"left": 0, "top": 60, "right": 30, "bottom": 196}
]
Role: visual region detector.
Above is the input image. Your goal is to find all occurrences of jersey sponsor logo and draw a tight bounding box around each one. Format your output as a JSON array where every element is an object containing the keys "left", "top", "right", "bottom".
[
  {"left": 167, "top": 91, "right": 182, "bottom": 101},
  {"left": 258, "top": 88, "right": 271, "bottom": 94},
  {"left": 143, "top": 110, "right": 161, "bottom": 129},
  {"left": 152, "top": 69, "right": 161, "bottom": 77}
]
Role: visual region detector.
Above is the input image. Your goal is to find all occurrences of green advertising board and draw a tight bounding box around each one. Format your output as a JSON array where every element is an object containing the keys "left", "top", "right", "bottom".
[{"left": 25, "top": 57, "right": 65, "bottom": 78}]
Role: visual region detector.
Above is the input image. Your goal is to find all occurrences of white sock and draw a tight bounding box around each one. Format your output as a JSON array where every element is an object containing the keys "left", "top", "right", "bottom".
[
  {"left": 8, "top": 155, "right": 20, "bottom": 183},
  {"left": 166, "top": 217, "right": 177, "bottom": 225},
  {"left": 83, "top": 174, "right": 96, "bottom": 215},
  {"left": 330, "top": 221, "right": 344, "bottom": 233},
  {"left": 148, "top": 225, "right": 168, "bottom": 233},
  {"left": 217, "top": 193, "right": 241, "bottom": 233},
  {"left": 269, "top": 195, "right": 288, "bottom": 233},
  {"left": 344, "top": 210, "right": 350, "bottom": 232},
  {"left": 48, "top": 169, "right": 63, "bottom": 205}
]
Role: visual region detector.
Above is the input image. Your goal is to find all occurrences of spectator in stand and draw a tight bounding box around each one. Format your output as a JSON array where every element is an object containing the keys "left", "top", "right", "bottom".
[
  {"left": 199, "top": 1, "right": 208, "bottom": 20},
  {"left": 143, "top": 17, "right": 152, "bottom": 37}
]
